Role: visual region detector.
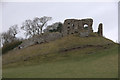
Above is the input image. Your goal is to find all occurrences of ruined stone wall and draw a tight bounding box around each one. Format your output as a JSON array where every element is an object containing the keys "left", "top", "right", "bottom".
[
  {"left": 62, "top": 18, "right": 93, "bottom": 37},
  {"left": 98, "top": 23, "right": 103, "bottom": 36}
]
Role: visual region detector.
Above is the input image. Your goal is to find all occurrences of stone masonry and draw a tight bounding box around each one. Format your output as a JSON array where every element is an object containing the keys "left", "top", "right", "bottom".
[
  {"left": 98, "top": 23, "right": 103, "bottom": 36},
  {"left": 62, "top": 18, "right": 93, "bottom": 37}
]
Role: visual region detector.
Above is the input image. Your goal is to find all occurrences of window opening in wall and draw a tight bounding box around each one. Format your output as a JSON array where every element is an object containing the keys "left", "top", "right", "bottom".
[
  {"left": 68, "top": 23, "right": 70, "bottom": 24},
  {"left": 84, "top": 24, "right": 88, "bottom": 30},
  {"left": 68, "top": 26, "right": 70, "bottom": 28}
]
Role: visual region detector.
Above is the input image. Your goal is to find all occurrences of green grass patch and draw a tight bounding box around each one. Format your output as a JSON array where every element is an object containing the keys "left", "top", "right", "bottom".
[
  {"left": 2, "top": 35, "right": 118, "bottom": 78},
  {"left": 3, "top": 44, "right": 118, "bottom": 78}
]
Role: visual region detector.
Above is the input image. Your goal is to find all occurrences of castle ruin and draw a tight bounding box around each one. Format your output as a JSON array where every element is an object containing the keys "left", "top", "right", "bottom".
[
  {"left": 17, "top": 18, "right": 103, "bottom": 49},
  {"left": 62, "top": 18, "right": 93, "bottom": 37},
  {"left": 98, "top": 23, "right": 103, "bottom": 36}
]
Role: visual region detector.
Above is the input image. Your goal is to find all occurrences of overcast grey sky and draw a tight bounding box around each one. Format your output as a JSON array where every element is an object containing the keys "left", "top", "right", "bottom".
[{"left": 2, "top": 2, "right": 118, "bottom": 42}]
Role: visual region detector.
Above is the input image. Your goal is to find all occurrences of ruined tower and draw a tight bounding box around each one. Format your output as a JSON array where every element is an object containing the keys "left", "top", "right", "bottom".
[
  {"left": 62, "top": 18, "right": 93, "bottom": 37},
  {"left": 98, "top": 23, "right": 103, "bottom": 36}
]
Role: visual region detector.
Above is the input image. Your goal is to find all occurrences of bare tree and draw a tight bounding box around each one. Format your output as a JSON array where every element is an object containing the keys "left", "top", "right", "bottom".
[
  {"left": 1, "top": 25, "right": 19, "bottom": 45},
  {"left": 33, "top": 17, "right": 42, "bottom": 35},
  {"left": 21, "top": 19, "right": 37, "bottom": 38},
  {"left": 9, "top": 24, "right": 19, "bottom": 38},
  {"left": 39, "top": 16, "right": 52, "bottom": 34},
  {"left": 21, "top": 16, "right": 52, "bottom": 38},
  {"left": 33, "top": 16, "right": 52, "bottom": 34},
  {"left": 1, "top": 31, "right": 14, "bottom": 45}
]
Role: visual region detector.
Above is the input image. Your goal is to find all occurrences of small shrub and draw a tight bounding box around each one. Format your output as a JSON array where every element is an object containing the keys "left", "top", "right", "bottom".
[
  {"left": 2, "top": 41, "right": 22, "bottom": 54},
  {"left": 49, "top": 23, "right": 63, "bottom": 33}
]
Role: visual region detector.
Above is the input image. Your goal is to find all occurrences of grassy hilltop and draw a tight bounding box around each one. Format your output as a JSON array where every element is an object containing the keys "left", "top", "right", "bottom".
[{"left": 2, "top": 33, "right": 118, "bottom": 78}]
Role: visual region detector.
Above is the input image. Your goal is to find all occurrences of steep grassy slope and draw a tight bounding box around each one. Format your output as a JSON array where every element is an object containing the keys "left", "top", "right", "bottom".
[{"left": 2, "top": 34, "right": 118, "bottom": 78}]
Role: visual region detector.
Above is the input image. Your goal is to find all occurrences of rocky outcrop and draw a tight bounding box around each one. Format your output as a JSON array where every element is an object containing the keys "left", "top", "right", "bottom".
[{"left": 17, "top": 32, "right": 62, "bottom": 49}]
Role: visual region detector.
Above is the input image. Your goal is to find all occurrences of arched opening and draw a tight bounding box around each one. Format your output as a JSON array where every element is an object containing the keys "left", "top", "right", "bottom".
[
  {"left": 67, "top": 26, "right": 70, "bottom": 28},
  {"left": 83, "top": 24, "right": 88, "bottom": 30}
]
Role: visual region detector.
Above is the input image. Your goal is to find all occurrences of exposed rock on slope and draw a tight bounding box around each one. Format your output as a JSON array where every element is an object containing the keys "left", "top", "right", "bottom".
[{"left": 17, "top": 32, "right": 62, "bottom": 49}]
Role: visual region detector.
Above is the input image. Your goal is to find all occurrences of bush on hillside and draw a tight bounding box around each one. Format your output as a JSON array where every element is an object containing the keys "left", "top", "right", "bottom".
[{"left": 2, "top": 41, "right": 22, "bottom": 54}]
